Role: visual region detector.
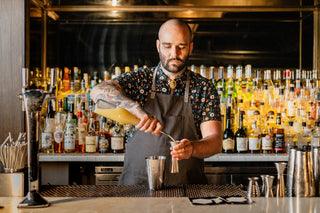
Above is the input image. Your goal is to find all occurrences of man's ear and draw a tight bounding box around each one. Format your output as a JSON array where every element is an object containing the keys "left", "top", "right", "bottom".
[
  {"left": 189, "top": 42, "right": 194, "bottom": 55},
  {"left": 156, "top": 39, "right": 160, "bottom": 53}
]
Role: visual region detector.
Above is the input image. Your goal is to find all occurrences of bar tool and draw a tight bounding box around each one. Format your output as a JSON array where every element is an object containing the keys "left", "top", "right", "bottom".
[
  {"left": 265, "top": 175, "right": 274, "bottom": 198},
  {"left": 247, "top": 177, "right": 260, "bottom": 197},
  {"left": 306, "top": 150, "right": 316, "bottom": 196},
  {"left": 286, "top": 148, "right": 296, "bottom": 197},
  {"left": 17, "top": 68, "right": 56, "bottom": 208},
  {"left": 294, "top": 150, "right": 309, "bottom": 197},
  {"left": 146, "top": 156, "right": 166, "bottom": 190},
  {"left": 275, "top": 162, "right": 286, "bottom": 197},
  {"left": 170, "top": 141, "right": 179, "bottom": 173},
  {"left": 260, "top": 175, "right": 266, "bottom": 196}
]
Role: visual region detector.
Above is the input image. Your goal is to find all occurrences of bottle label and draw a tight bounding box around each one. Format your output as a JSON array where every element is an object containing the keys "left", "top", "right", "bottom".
[
  {"left": 262, "top": 135, "right": 273, "bottom": 150},
  {"left": 249, "top": 137, "right": 261, "bottom": 150},
  {"left": 47, "top": 118, "right": 56, "bottom": 132},
  {"left": 65, "top": 122, "right": 75, "bottom": 133},
  {"left": 64, "top": 135, "right": 75, "bottom": 150},
  {"left": 223, "top": 138, "right": 234, "bottom": 150},
  {"left": 274, "top": 133, "right": 285, "bottom": 151},
  {"left": 54, "top": 130, "right": 64, "bottom": 143},
  {"left": 85, "top": 136, "right": 97, "bottom": 153},
  {"left": 236, "top": 137, "right": 247, "bottom": 151},
  {"left": 78, "top": 124, "right": 87, "bottom": 145},
  {"left": 41, "top": 132, "right": 52, "bottom": 149},
  {"left": 111, "top": 136, "right": 124, "bottom": 150},
  {"left": 99, "top": 136, "right": 109, "bottom": 153}
]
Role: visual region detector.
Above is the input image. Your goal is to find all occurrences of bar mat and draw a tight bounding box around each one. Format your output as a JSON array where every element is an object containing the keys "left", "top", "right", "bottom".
[
  {"left": 185, "top": 184, "right": 247, "bottom": 198},
  {"left": 40, "top": 185, "right": 184, "bottom": 197},
  {"left": 40, "top": 184, "right": 246, "bottom": 198}
]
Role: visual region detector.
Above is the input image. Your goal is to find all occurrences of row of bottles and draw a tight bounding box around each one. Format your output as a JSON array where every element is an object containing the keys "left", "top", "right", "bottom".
[
  {"left": 41, "top": 98, "right": 129, "bottom": 154},
  {"left": 214, "top": 65, "right": 320, "bottom": 154}
]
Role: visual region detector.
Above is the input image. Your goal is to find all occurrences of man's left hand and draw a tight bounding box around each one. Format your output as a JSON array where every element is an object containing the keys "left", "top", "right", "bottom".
[{"left": 170, "top": 139, "right": 194, "bottom": 160}]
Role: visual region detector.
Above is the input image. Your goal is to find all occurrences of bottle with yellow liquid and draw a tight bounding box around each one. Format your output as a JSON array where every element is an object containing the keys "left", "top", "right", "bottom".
[{"left": 94, "top": 99, "right": 140, "bottom": 126}]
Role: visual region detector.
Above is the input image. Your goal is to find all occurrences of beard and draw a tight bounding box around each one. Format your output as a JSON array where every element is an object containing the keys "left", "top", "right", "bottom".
[{"left": 159, "top": 50, "right": 189, "bottom": 74}]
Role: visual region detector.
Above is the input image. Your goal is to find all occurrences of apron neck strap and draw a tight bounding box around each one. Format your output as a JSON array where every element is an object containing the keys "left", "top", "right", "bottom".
[{"left": 151, "top": 64, "right": 190, "bottom": 103}]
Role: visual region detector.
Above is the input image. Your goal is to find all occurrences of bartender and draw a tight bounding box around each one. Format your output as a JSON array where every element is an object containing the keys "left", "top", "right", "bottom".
[{"left": 90, "top": 19, "right": 222, "bottom": 185}]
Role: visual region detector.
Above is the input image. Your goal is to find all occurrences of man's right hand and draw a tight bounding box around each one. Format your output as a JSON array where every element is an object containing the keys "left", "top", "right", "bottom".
[{"left": 135, "top": 113, "right": 162, "bottom": 136}]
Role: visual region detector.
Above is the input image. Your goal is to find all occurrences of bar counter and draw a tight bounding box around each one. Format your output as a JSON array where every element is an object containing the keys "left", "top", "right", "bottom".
[
  {"left": 0, "top": 196, "right": 318, "bottom": 213},
  {"left": 39, "top": 153, "right": 289, "bottom": 162}
]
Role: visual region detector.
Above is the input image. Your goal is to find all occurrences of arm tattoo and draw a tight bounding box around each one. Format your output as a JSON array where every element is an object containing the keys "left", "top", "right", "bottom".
[{"left": 94, "top": 80, "right": 139, "bottom": 110}]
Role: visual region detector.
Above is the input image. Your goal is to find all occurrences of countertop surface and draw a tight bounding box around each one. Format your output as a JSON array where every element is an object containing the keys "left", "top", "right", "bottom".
[
  {"left": 39, "top": 153, "right": 289, "bottom": 162},
  {"left": 0, "top": 196, "right": 317, "bottom": 213}
]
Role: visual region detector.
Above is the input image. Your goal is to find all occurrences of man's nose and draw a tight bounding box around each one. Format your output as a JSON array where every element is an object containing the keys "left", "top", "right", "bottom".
[{"left": 170, "top": 46, "right": 179, "bottom": 58}]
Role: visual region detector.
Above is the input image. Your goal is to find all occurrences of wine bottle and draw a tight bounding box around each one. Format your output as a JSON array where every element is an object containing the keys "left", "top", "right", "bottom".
[
  {"left": 223, "top": 106, "right": 235, "bottom": 153},
  {"left": 235, "top": 111, "right": 248, "bottom": 153}
]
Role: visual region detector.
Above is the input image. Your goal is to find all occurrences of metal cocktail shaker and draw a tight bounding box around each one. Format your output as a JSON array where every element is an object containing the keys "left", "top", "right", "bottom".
[
  {"left": 286, "top": 148, "right": 296, "bottom": 197},
  {"left": 294, "top": 150, "right": 309, "bottom": 197}
]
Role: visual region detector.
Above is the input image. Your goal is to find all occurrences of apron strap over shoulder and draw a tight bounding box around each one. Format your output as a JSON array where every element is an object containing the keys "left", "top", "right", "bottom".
[{"left": 150, "top": 65, "right": 159, "bottom": 99}]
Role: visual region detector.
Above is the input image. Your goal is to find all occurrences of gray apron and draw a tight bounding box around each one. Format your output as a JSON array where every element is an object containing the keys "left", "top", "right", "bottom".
[{"left": 119, "top": 67, "right": 207, "bottom": 186}]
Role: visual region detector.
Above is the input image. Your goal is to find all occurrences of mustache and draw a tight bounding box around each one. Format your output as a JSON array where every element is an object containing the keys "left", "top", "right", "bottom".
[{"left": 167, "top": 58, "right": 184, "bottom": 63}]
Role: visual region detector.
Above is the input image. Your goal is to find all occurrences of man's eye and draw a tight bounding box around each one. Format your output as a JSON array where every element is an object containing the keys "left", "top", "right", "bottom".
[
  {"left": 178, "top": 45, "right": 186, "bottom": 49},
  {"left": 163, "top": 45, "right": 171, "bottom": 48}
]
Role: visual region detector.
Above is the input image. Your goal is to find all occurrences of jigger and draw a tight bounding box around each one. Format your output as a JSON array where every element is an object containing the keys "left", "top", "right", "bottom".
[
  {"left": 275, "top": 162, "right": 287, "bottom": 197},
  {"left": 265, "top": 175, "right": 274, "bottom": 198},
  {"left": 247, "top": 177, "right": 260, "bottom": 197},
  {"left": 170, "top": 141, "right": 179, "bottom": 173}
]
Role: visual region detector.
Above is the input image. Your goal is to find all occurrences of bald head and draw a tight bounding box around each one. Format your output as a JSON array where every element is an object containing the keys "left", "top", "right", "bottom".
[
  {"left": 156, "top": 19, "right": 194, "bottom": 77},
  {"left": 158, "top": 19, "right": 193, "bottom": 43}
]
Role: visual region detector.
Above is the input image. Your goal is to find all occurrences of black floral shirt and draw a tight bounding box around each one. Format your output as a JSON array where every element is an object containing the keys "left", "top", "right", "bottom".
[{"left": 114, "top": 64, "right": 221, "bottom": 138}]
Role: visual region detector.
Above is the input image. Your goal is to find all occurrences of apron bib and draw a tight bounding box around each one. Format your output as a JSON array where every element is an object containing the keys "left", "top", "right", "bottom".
[{"left": 119, "top": 67, "right": 207, "bottom": 186}]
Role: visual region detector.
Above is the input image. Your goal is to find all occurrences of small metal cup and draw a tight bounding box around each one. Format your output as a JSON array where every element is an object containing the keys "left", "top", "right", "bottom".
[
  {"left": 265, "top": 175, "right": 274, "bottom": 198},
  {"left": 145, "top": 156, "right": 166, "bottom": 190}
]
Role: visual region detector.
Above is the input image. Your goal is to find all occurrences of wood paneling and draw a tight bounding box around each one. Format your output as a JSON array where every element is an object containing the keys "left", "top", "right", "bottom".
[{"left": 0, "top": 0, "right": 25, "bottom": 142}]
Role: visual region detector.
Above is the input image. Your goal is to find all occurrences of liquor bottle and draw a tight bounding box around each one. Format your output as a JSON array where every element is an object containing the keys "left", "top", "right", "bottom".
[
  {"left": 64, "top": 103, "right": 77, "bottom": 153},
  {"left": 78, "top": 102, "right": 88, "bottom": 153},
  {"left": 62, "top": 67, "right": 71, "bottom": 92},
  {"left": 311, "top": 121, "right": 320, "bottom": 148},
  {"left": 286, "top": 85, "right": 296, "bottom": 122},
  {"left": 209, "top": 66, "right": 215, "bottom": 86},
  {"left": 235, "top": 112, "right": 248, "bottom": 153},
  {"left": 226, "top": 65, "right": 237, "bottom": 98},
  {"left": 103, "top": 70, "right": 111, "bottom": 81},
  {"left": 273, "top": 113, "right": 285, "bottom": 153},
  {"left": 246, "top": 99, "right": 260, "bottom": 129},
  {"left": 285, "top": 121, "right": 296, "bottom": 152},
  {"left": 110, "top": 122, "right": 125, "bottom": 154},
  {"left": 86, "top": 115, "right": 97, "bottom": 153},
  {"left": 66, "top": 81, "right": 76, "bottom": 112},
  {"left": 99, "top": 117, "right": 110, "bottom": 153},
  {"left": 216, "top": 66, "right": 226, "bottom": 104},
  {"left": 76, "top": 79, "right": 88, "bottom": 110},
  {"left": 222, "top": 106, "right": 235, "bottom": 153},
  {"left": 54, "top": 99, "right": 66, "bottom": 153},
  {"left": 41, "top": 100, "right": 55, "bottom": 153},
  {"left": 248, "top": 120, "right": 261, "bottom": 153},
  {"left": 73, "top": 67, "right": 81, "bottom": 92},
  {"left": 235, "top": 65, "right": 243, "bottom": 98},
  {"left": 200, "top": 64, "right": 207, "bottom": 79},
  {"left": 244, "top": 64, "right": 253, "bottom": 107},
  {"left": 261, "top": 118, "right": 273, "bottom": 153},
  {"left": 263, "top": 70, "right": 274, "bottom": 99}
]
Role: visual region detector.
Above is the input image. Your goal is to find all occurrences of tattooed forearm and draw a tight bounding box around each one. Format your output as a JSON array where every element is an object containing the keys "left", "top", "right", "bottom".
[{"left": 91, "top": 80, "right": 141, "bottom": 112}]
